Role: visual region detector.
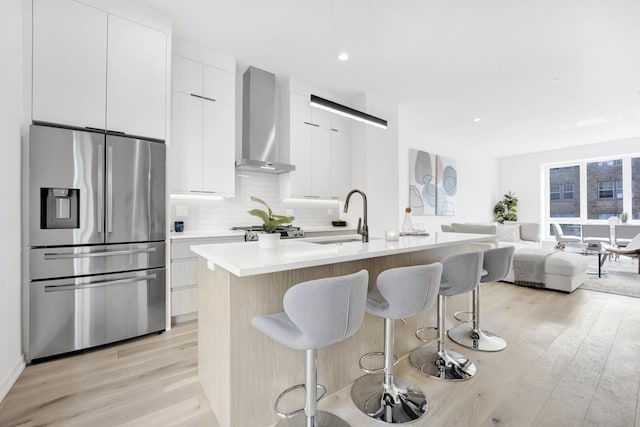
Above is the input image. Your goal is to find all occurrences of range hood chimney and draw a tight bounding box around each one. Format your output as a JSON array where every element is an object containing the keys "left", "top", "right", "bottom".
[{"left": 236, "top": 66, "right": 295, "bottom": 174}]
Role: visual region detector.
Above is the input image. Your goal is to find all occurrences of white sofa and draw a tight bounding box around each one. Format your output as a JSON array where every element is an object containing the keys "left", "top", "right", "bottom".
[{"left": 442, "top": 222, "right": 588, "bottom": 292}]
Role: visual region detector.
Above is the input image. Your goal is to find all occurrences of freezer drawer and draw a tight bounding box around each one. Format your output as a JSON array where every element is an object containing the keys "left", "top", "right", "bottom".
[
  {"left": 29, "top": 268, "right": 166, "bottom": 361},
  {"left": 30, "top": 242, "right": 166, "bottom": 280}
]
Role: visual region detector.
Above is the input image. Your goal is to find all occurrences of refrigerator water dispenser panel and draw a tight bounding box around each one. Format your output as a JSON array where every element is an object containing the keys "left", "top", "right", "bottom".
[{"left": 40, "top": 188, "right": 79, "bottom": 229}]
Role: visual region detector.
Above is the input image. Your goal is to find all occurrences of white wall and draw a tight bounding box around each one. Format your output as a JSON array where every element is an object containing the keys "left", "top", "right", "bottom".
[
  {"left": 0, "top": 0, "right": 25, "bottom": 402},
  {"left": 497, "top": 136, "right": 640, "bottom": 228},
  {"left": 398, "top": 105, "right": 499, "bottom": 234}
]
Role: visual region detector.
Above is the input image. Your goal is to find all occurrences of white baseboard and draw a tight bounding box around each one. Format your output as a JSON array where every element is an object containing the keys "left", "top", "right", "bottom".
[{"left": 0, "top": 355, "right": 25, "bottom": 403}]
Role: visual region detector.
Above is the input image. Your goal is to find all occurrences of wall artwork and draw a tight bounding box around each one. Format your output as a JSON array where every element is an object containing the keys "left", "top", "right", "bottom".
[
  {"left": 435, "top": 154, "right": 457, "bottom": 216},
  {"left": 408, "top": 149, "right": 457, "bottom": 216},
  {"left": 409, "top": 149, "right": 436, "bottom": 215}
]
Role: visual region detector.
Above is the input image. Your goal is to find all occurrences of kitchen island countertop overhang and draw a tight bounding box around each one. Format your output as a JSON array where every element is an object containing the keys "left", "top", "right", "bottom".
[{"left": 190, "top": 232, "right": 497, "bottom": 277}]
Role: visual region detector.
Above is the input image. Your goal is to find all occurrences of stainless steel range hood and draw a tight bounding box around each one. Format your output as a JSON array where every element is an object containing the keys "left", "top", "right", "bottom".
[{"left": 236, "top": 66, "right": 295, "bottom": 174}]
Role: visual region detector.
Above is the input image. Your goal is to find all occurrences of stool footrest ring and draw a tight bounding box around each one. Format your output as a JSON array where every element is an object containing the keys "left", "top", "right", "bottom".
[
  {"left": 453, "top": 310, "right": 475, "bottom": 323},
  {"left": 274, "top": 383, "right": 327, "bottom": 419},
  {"left": 358, "top": 351, "right": 399, "bottom": 374},
  {"left": 415, "top": 326, "right": 438, "bottom": 344}
]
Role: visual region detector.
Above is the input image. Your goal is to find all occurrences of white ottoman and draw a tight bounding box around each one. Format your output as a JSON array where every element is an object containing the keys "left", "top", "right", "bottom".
[{"left": 503, "top": 250, "right": 588, "bottom": 293}]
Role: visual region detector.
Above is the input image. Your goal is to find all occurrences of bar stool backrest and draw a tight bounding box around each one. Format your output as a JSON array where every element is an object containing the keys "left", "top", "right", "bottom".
[
  {"left": 439, "top": 251, "right": 484, "bottom": 297},
  {"left": 375, "top": 263, "right": 443, "bottom": 319},
  {"left": 481, "top": 246, "right": 515, "bottom": 283},
  {"left": 283, "top": 269, "right": 369, "bottom": 349}
]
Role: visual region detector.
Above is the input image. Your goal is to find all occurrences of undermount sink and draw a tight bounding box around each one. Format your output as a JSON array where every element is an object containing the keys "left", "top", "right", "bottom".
[{"left": 306, "top": 236, "right": 380, "bottom": 245}]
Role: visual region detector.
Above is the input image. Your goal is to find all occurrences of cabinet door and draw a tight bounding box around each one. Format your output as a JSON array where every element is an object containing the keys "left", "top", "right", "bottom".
[
  {"left": 330, "top": 131, "right": 351, "bottom": 199},
  {"left": 311, "top": 127, "right": 332, "bottom": 198},
  {"left": 171, "top": 55, "right": 203, "bottom": 96},
  {"left": 289, "top": 121, "right": 313, "bottom": 197},
  {"left": 290, "top": 92, "right": 311, "bottom": 123},
  {"left": 106, "top": 15, "right": 166, "bottom": 139},
  {"left": 203, "top": 65, "right": 235, "bottom": 105},
  {"left": 202, "top": 100, "right": 235, "bottom": 195},
  {"left": 170, "top": 92, "right": 203, "bottom": 193},
  {"left": 32, "top": 0, "right": 107, "bottom": 129},
  {"left": 311, "top": 107, "right": 332, "bottom": 129}
]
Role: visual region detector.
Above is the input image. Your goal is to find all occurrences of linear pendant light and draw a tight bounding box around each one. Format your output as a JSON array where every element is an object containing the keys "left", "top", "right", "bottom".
[{"left": 310, "top": 94, "right": 388, "bottom": 129}]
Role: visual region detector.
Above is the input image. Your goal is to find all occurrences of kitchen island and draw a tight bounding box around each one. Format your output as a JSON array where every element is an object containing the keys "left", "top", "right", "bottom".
[{"left": 191, "top": 232, "right": 495, "bottom": 427}]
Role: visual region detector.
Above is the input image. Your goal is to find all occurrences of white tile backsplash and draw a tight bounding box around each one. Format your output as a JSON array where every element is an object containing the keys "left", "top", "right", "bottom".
[{"left": 169, "top": 171, "right": 341, "bottom": 232}]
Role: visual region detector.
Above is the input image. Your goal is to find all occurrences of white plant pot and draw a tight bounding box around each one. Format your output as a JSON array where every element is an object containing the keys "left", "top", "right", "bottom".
[{"left": 257, "top": 233, "right": 280, "bottom": 249}]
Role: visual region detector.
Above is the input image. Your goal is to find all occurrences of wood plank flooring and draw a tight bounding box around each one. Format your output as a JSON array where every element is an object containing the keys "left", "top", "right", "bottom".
[{"left": 1, "top": 283, "right": 639, "bottom": 427}]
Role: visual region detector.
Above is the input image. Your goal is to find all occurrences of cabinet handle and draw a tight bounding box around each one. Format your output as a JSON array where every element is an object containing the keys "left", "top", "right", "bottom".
[
  {"left": 190, "top": 190, "right": 218, "bottom": 194},
  {"left": 331, "top": 128, "right": 339, "bottom": 132},
  {"left": 303, "top": 121, "right": 320, "bottom": 128},
  {"left": 304, "top": 195, "right": 321, "bottom": 199},
  {"left": 190, "top": 93, "right": 216, "bottom": 102},
  {"left": 85, "top": 127, "right": 106, "bottom": 133},
  {"left": 106, "top": 129, "right": 126, "bottom": 135}
]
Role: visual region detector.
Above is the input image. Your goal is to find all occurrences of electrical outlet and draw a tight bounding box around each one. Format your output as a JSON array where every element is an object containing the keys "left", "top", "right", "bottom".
[
  {"left": 286, "top": 209, "right": 294, "bottom": 216},
  {"left": 327, "top": 209, "right": 334, "bottom": 215},
  {"left": 176, "top": 205, "right": 189, "bottom": 217}
]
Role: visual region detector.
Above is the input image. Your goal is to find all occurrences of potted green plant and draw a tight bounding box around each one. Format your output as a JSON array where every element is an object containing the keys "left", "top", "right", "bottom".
[
  {"left": 621, "top": 211, "right": 629, "bottom": 224},
  {"left": 494, "top": 191, "right": 518, "bottom": 224},
  {"left": 248, "top": 196, "right": 295, "bottom": 248}
]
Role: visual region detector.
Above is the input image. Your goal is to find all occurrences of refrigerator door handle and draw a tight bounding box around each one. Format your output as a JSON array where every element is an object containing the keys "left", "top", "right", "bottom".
[
  {"left": 44, "top": 274, "right": 157, "bottom": 292},
  {"left": 97, "top": 143, "right": 104, "bottom": 233},
  {"left": 43, "top": 247, "right": 157, "bottom": 260},
  {"left": 106, "top": 144, "right": 114, "bottom": 233}
]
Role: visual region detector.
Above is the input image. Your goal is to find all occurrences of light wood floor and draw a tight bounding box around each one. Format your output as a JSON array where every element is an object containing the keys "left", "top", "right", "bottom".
[{"left": 1, "top": 282, "right": 640, "bottom": 427}]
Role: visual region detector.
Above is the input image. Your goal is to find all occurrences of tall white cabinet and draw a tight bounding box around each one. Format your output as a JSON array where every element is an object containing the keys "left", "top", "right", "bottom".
[
  {"left": 32, "top": 0, "right": 167, "bottom": 140},
  {"left": 280, "top": 81, "right": 353, "bottom": 200},
  {"left": 170, "top": 41, "right": 236, "bottom": 196}
]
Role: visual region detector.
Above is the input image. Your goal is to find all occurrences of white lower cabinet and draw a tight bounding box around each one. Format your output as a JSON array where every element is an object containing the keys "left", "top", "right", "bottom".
[{"left": 170, "top": 235, "right": 242, "bottom": 320}]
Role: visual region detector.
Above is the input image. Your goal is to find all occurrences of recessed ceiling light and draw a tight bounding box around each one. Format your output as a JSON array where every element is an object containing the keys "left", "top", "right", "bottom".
[
  {"left": 338, "top": 52, "right": 349, "bottom": 61},
  {"left": 473, "top": 118, "right": 481, "bottom": 122}
]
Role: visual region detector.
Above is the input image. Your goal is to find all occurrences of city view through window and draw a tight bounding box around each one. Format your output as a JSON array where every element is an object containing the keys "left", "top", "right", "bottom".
[{"left": 548, "top": 157, "right": 640, "bottom": 237}]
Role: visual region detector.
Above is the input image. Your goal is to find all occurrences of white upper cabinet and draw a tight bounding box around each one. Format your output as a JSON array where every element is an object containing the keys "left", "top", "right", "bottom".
[
  {"left": 106, "top": 15, "right": 166, "bottom": 139},
  {"left": 170, "top": 48, "right": 236, "bottom": 196},
  {"left": 203, "top": 66, "right": 235, "bottom": 105},
  {"left": 171, "top": 55, "right": 202, "bottom": 95},
  {"left": 32, "top": 0, "right": 168, "bottom": 140},
  {"left": 32, "top": 0, "right": 107, "bottom": 130},
  {"left": 282, "top": 80, "right": 352, "bottom": 200},
  {"left": 170, "top": 92, "right": 203, "bottom": 193}
]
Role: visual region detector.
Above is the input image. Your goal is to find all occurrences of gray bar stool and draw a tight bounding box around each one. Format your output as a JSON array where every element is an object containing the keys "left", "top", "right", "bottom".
[
  {"left": 252, "top": 270, "right": 369, "bottom": 427},
  {"left": 409, "top": 251, "right": 483, "bottom": 381},
  {"left": 350, "top": 263, "right": 443, "bottom": 423},
  {"left": 448, "top": 246, "right": 515, "bottom": 351}
]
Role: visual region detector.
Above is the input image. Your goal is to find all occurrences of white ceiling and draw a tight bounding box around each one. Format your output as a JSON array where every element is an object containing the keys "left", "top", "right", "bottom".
[{"left": 140, "top": 0, "right": 640, "bottom": 157}]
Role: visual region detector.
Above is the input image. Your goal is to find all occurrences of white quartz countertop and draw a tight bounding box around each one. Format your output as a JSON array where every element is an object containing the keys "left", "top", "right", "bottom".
[{"left": 190, "top": 232, "right": 495, "bottom": 277}]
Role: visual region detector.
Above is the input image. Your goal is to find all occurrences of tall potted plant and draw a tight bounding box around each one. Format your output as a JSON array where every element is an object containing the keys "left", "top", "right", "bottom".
[
  {"left": 494, "top": 191, "right": 518, "bottom": 224},
  {"left": 248, "top": 196, "right": 295, "bottom": 248}
]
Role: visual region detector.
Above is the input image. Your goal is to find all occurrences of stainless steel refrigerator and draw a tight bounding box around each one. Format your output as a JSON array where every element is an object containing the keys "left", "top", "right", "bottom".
[{"left": 27, "top": 124, "right": 166, "bottom": 361}]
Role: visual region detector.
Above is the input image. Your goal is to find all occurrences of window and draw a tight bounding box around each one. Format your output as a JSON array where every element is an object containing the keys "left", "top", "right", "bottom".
[
  {"left": 546, "top": 156, "right": 639, "bottom": 233},
  {"left": 549, "top": 166, "right": 580, "bottom": 217},
  {"left": 598, "top": 181, "right": 614, "bottom": 199},
  {"left": 587, "top": 160, "right": 623, "bottom": 219},
  {"left": 597, "top": 180, "right": 622, "bottom": 199}
]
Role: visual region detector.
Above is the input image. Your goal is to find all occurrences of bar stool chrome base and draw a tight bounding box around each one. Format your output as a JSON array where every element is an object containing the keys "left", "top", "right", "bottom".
[
  {"left": 351, "top": 373, "right": 427, "bottom": 423},
  {"left": 447, "top": 326, "right": 507, "bottom": 352},
  {"left": 274, "top": 410, "right": 350, "bottom": 427},
  {"left": 409, "top": 347, "right": 476, "bottom": 381}
]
